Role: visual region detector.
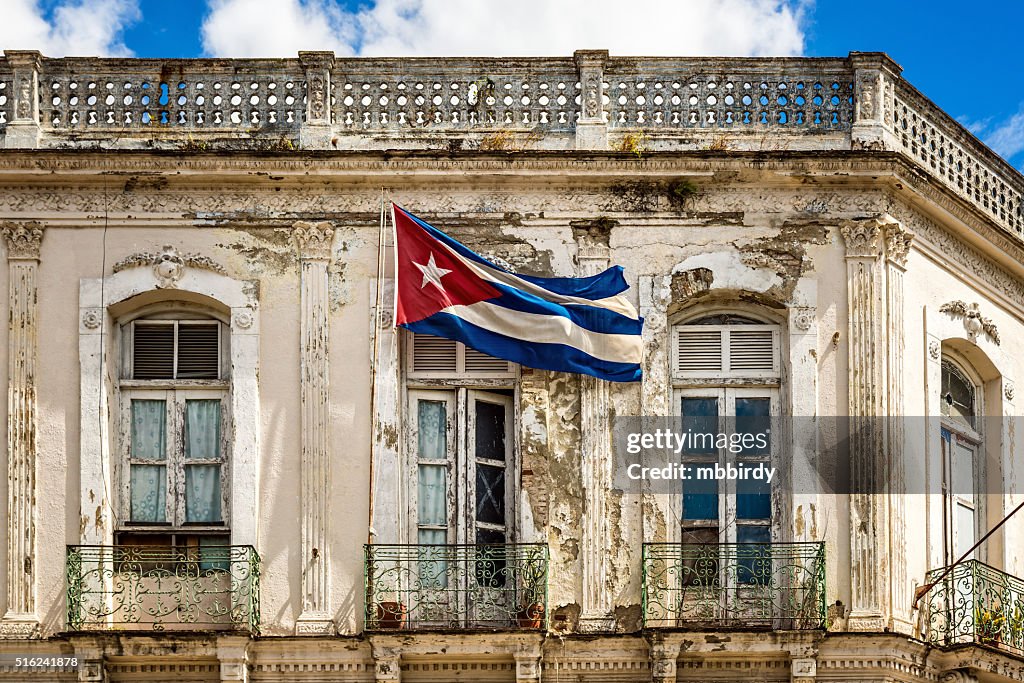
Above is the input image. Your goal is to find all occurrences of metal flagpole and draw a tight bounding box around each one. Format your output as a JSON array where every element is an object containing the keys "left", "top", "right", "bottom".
[{"left": 367, "top": 189, "right": 387, "bottom": 546}]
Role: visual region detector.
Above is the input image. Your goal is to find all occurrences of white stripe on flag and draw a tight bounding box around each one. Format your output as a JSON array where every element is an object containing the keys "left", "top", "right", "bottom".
[
  {"left": 442, "top": 300, "right": 644, "bottom": 365},
  {"left": 429, "top": 234, "right": 640, "bottom": 319}
]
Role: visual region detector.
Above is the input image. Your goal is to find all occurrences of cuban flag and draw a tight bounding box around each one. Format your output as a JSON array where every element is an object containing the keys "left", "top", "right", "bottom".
[{"left": 393, "top": 204, "right": 643, "bottom": 382}]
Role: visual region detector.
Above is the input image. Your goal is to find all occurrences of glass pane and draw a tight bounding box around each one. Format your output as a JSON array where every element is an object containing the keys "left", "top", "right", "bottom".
[
  {"left": 952, "top": 441, "right": 975, "bottom": 500},
  {"left": 476, "top": 464, "right": 505, "bottom": 526},
  {"left": 737, "top": 525, "right": 771, "bottom": 585},
  {"left": 185, "top": 400, "right": 221, "bottom": 459},
  {"left": 475, "top": 400, "right": 506, "bottom": 462},
  {"left": 417, "top": 465, "right": 447, "bottom": 527},
  {"left": 941, "top": 361, "right": 976, "bottom": 428},
  {"left": 417, "top": 400, "right": 447, "bottom": 461},
  {"left": 130, "top": 464, "right": 166, "bottom": 522},
  {"left": 680, "top": 397, "right": 718, "bottom": 455},
  {"left": 735, "top": 398, "right": 771, "bottom": 456},
  {"left": 198, "top": 536, "right": 229, "bottom": 571},
  {"left": 737, "top": 476, "right": 771, "bottom": 520},
  {"left": 417, "top": 529, "right": 448, "bottom": 589},
  {"left": 131, "top": 400, "right": 166, "bottom": 460},
  {"left": 682, "top": 475, "right": 718, "bottom": 521},
  {"left": 956, "top": 504, "right": 976, "bottom": 560},
  {"left": 185, "top": 464, "right": 222, "bottom": 522}
]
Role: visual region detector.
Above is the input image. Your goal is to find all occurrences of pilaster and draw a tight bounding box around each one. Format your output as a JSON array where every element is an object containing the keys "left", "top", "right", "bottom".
[
  {"left": 573, "top": 50, "right": 608, "bottom": 150},
  {"left": 1, "top": 222, "right": 43, "bottom": 638},
  {"left": 883, "top": 218, "right": 913, "bottom": 634},
  {"left": 514, "top": 643, "right": 542, "bottom": 683},
  {"left": 299, "top": 51, "right": 335, "bottom": 150},
  {"left": 371, "top": 644, "right": 401, "bottom": 683},
  {"left": 840, "top": 215, "right": 888, "bottom": 631},
  {"left": 649, "top": 638, "right": 680, "bottom": 683},
  {"left": 2, "top": 51, "right": 42, "bottom": 149},
  {"left": 574, "top": 222, "right": 615, "bottom": 632},
  {"left": 840, "top": 214, "right": 909, "bottom": 632},
  {"left": 217, "top": 635, "right": 250, "bottom": 683},
  {"left": 294, "top": 220, "right": 336, "bottom": 635}
]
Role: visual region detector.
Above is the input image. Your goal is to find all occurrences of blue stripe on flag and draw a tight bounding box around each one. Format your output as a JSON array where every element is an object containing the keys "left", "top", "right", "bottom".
[
  {"left": 487, "top": 282, "right": 643, "bottom": 336},
  {"left": 401, "top": 208, "right": 629, "bottom": 299},
  {"left": 404, "top": 313, "right": 643, "bottom": 383}
]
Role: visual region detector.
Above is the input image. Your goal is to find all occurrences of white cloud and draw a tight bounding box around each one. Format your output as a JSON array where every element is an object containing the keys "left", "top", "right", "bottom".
[
  {"left": 983, "top": 108, "right": 1024, "bottom": 163},
  {"left": 0, "top": 0, "right": 140, "bottom": 57},
  {"left": 201, "top": 0, "right": 808, "bottom": 58}
]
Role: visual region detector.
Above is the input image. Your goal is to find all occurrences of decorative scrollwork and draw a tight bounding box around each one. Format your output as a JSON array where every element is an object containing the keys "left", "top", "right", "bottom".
[
  {"left": 641, "top": 542, "right": 826, "bottom": 629},
  {"left": 364, "top": 544, "right": 548, "bottom": 631},
  {"left": 939, "top": 301, "right": 1000, "bottom": 346},
  {"left": 112, "top": 244, "right": 226, "bottom": 289},
  {"left": 66, "top": 545, "right": 260, "bottom": 633},
  {"left": 923, "top": 560, "right": 1024, "bottom": 657}
]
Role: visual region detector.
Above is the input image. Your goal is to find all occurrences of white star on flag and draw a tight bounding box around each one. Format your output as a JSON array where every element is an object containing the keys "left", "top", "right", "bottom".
[{"left": 414, "top": 253, "right": 452, "bottom": 291}]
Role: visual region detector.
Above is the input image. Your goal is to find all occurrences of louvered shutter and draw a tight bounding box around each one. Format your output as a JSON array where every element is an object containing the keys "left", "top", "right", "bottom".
[
  {"left": 177, "top": 323, "right": 221, "bottom": 379},
  {"left": 728, "top": 329, "right": 775, "bottom": 373},
  {"left": 411, "top": 334, "right": 458, "bottom": 373},
  {"left": 409, "top": 333, "right": 515, "bottom": 378},
  {"left": 676, "top": 329, "right": 723, "bottom": 374},
  {"left": 673, "top": 324, "right": 779, "bottom": 379},
  {"left": 133, "top": 323, "right": 175, "bottom": 379},
  {"left": 464, "top": 347, "right": 513, "bottom": 374}
]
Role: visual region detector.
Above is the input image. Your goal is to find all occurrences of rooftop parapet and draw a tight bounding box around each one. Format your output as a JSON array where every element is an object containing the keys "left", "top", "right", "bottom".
[{"left": 0, "top": 49, "right": 1020, "bottom": 242}]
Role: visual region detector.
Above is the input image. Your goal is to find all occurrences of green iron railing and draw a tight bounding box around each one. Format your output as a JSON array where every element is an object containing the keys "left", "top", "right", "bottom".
[
  {"left": 66, "top": 545, "right": 260, "bottom": 633},
  {"left": 364, "top": 544, "right": 548, "bottom": 631},
  {"left": 924, "top": 559, "right": 1024, "bottom": 655},
  {"left": 642, "top": 542, "right": 826, "bottom": 629}
]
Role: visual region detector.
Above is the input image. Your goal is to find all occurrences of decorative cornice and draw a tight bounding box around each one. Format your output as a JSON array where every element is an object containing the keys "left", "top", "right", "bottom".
[
  {"left": 939, "top": 301, "right": 1000, "bottom": 346},
  {"left": 1, "top": 222, "right": 44, "bottom": 260},
  {"left": 294, "top": 221, "right": 335, "bottom": 260},
  {"left": 112, "top": 244, "right": 226, "bottom": 289}
]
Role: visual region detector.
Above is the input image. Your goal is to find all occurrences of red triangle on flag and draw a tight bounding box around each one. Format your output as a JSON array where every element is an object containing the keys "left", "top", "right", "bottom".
[{"left": 394, "top": 206, "right": 501, "bottom": 325}]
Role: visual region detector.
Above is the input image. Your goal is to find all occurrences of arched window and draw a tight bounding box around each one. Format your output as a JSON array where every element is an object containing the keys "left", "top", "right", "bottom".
[
  {"left": 672, "top": 312, "right": 782, "bottom": 554},
  {"left": 940, "top": 357, "right": 983, "bottom": 564},
  {"left": 117, "top": 307, "right": 230, "bottom": 557}
]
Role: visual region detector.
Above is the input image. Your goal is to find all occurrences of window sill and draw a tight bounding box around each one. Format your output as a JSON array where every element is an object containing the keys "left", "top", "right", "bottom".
[{"left": 119, "top": 379, "right": 229, "bottom": 389}]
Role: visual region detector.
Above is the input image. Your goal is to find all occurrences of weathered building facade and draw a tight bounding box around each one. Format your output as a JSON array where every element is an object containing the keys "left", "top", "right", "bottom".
[{"left": 0, "top": 49, "right": 1022, "bottom": 682}]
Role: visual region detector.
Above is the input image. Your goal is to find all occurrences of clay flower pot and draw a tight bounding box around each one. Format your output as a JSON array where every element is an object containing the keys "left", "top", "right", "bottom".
[
  {"left": 516, "top": 603, "right": 545, "bottom": 629},
  {"left": 375, "top": 601, "right": 407, "bottom": 629}
]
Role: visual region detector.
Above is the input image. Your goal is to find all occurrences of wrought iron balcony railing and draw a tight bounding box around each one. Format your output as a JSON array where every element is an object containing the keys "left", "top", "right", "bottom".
[
  {"left": 66, "top": 545, "right": 260, "bottom": 633},
  {"left": 642, "top": 542, "right": 826, "bottom": 629},
  {"left": 364, "top": 544, "right": 548, "bottom": 631},
  {"left": 923, "top": 559, "right": 1024, "bottom": 656}
]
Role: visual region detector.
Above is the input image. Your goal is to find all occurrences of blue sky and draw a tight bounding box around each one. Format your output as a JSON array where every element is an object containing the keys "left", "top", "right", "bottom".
[{"left": 5, "top": 0, "right": 1024, "bottom": 168}]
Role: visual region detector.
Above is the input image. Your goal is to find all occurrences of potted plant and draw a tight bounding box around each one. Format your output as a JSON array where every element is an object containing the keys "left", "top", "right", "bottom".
[
  {"left": 375, "top": 601, "right": 407, "bottom": 630},
  {"left": 516, "top": 603, "right": 545, "bottom": 629},
  {"left": 975, "top": 606, "right": 1005, "bottom": 645}
]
